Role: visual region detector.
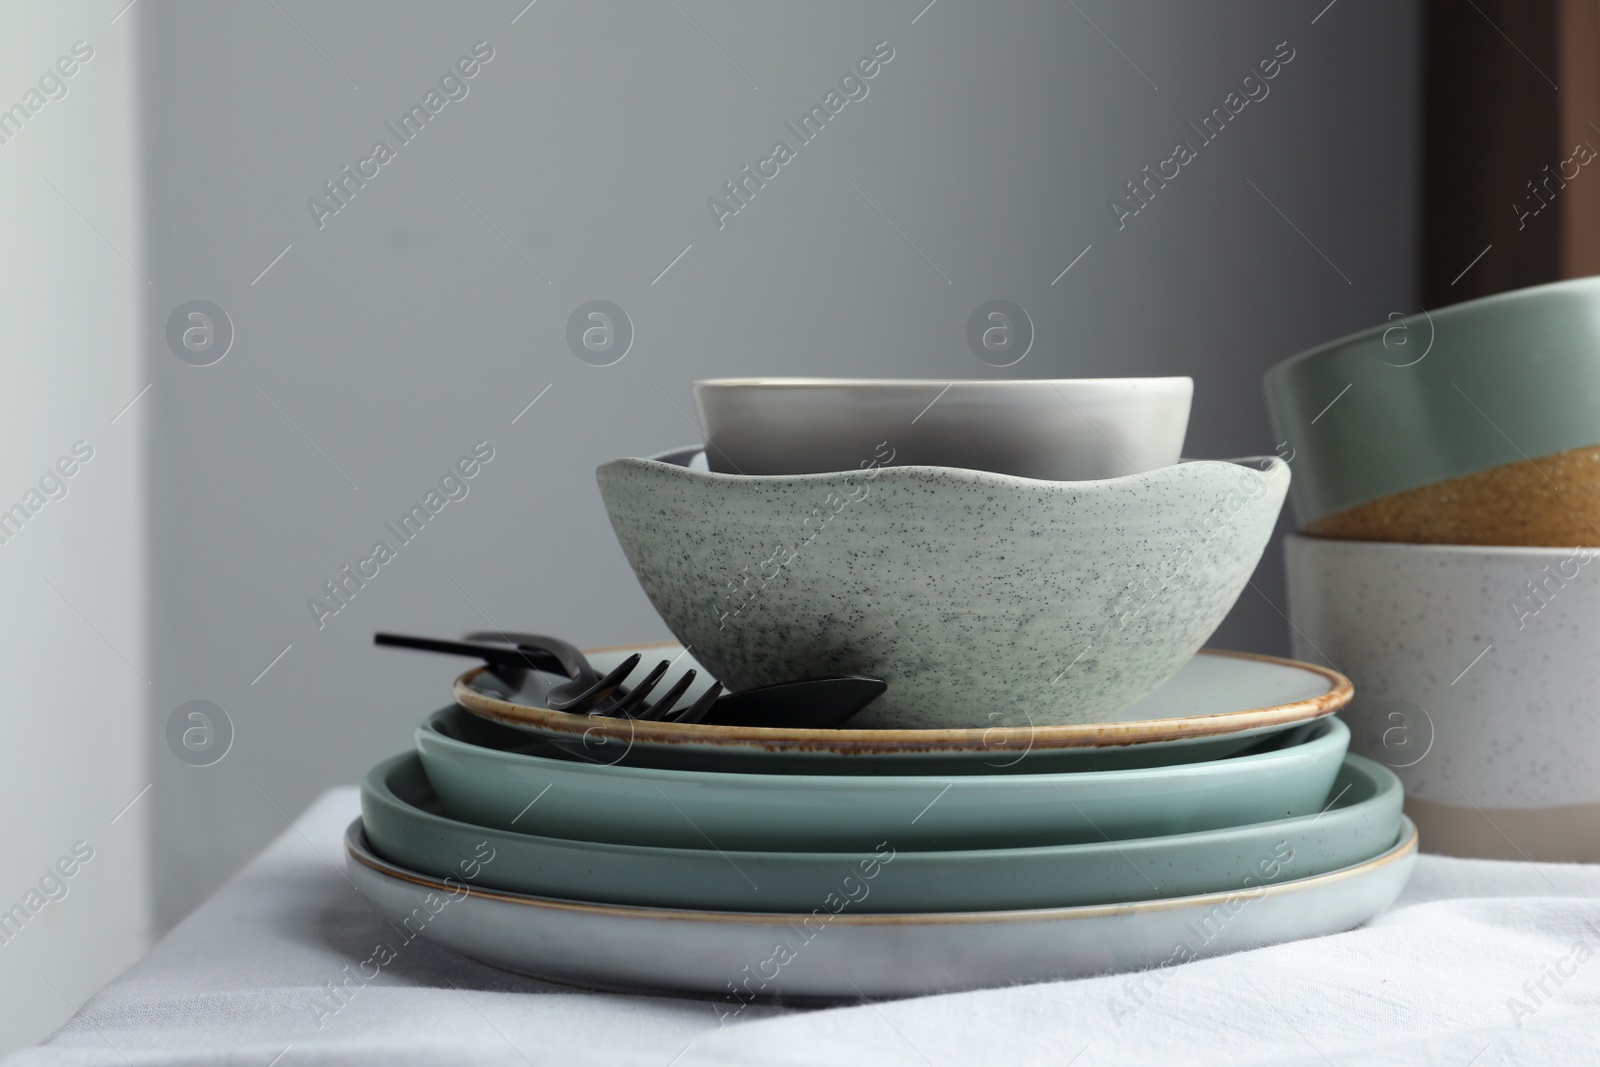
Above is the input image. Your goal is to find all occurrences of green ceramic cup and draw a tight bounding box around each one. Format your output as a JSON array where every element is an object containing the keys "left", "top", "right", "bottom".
[{"left": 1263, "top": 277, "right": 1600, "bottom": 526}]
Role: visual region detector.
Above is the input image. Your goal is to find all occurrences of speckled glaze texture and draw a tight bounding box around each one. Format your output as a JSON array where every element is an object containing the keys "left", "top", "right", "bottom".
[
  {"left": 597, "top": 450, "right": 1289, "bottom": 727},
  {"left": 1286, "top": 535, "right": 1600, "bottom": 818}
]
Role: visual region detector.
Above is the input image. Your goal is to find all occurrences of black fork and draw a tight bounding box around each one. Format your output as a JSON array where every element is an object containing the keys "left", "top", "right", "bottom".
[
  {"left": 461, "top": 631, "right": 724, "bottom": 721},
  {"left": 375, "top": 631, "right": 881, "bottom": 728}
]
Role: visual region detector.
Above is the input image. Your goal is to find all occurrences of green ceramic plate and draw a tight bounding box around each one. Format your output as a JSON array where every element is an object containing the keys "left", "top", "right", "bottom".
[
  {"left": 453, "top": 644, "right": 1351, "bottom": 774},
  {"left": 362, "top": 751, "right": 1403, "bottom": 913},
  {"left": 416, "top": 706, "right": 1350, "bottom": 850}
]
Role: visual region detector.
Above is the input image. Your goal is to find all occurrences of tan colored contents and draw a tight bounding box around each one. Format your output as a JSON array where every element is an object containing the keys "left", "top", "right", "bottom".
[{"left": 1305, "top": 444, "right": 1600, "bottom": 546}]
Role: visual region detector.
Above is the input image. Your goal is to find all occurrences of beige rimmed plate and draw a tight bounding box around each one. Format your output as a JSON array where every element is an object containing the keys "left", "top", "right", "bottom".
[
  {"left": 451, "top": 644, "right": 1351, "bottom": 774},
  {"left": 346, "top": 817, "right": 1416, "bottom": 1000}
]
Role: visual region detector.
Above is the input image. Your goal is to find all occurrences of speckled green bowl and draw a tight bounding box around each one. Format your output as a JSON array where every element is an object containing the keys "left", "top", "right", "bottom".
[{"left": 597, "top": 448, "right": 1288, "bottom": 728}]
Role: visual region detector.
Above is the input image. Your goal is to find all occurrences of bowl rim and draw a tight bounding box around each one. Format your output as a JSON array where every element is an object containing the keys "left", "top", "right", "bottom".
[
  {"left": 451, "top": 646, "right": 1351, "bottom": 753},
  {"left": 693, "top": 376, "right": 1193, "bottom": 390},
  {"left": 1266, "top": 275, "right": 1600, "bottom": 378},
  {"left": 604, "top": 446, "right": 1288, "bottom": 490},
  {"left": 1287, "top": 531, "right": 1600, "bottom": 558}
]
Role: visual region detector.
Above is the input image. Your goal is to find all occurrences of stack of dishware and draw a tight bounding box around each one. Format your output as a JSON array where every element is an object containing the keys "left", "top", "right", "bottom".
[
  {"left": 348, "top": 377, "right": 1417, "bottom": 999},
  {"left": 1267, "top": 278, "right": 1600, "bottom": 861}
]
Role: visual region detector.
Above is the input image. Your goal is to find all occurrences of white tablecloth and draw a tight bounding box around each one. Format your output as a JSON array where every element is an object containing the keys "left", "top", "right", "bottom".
[{"left": 9, "top": 788, "right": 1600, "bottom": 1066}]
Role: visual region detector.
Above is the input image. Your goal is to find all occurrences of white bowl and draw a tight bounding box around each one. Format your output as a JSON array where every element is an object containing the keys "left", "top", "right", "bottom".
[
  {"left": 1286, "top": 534, "right": 1600, "bottom": 861},
  {"left": 597, "top": 448, "right": 1288, "bottom": 728},
  {"left": 692, "top": 377, "right": 1193, "bottom": 479}
]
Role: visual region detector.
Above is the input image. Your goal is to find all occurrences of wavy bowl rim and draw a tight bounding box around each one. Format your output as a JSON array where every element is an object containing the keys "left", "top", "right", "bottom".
[{"left": 599, "top": 446, "right": 1288, "bottom": 492}]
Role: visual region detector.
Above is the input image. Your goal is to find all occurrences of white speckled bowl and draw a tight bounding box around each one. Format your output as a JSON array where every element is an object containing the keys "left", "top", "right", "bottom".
[
  {"left": 596, "top": 448, "right": 1289, "bottom": 728},
  {"left": 1286, "top": 535, "right": 1600, "bottom": 861}
]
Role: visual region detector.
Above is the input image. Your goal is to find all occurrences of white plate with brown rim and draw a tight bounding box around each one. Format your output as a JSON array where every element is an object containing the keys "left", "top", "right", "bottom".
[
  {"left": 345, "top": 816, "right": 1416, "bottom": 1000},
  {"left": 451, "top": 643, "right": 1351, "bottom": 774}
]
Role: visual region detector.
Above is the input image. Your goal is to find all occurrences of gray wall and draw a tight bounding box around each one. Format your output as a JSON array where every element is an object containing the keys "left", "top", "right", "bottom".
[{"left": 143, "top": 0, "right": 1420, "bottom": 926}]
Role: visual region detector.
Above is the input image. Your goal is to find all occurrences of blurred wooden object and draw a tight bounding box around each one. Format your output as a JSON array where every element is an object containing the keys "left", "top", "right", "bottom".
[
  {"left": 1423, "top": 0, "right": 1600, "bottom": 305},
  {"left": 1558, "top": 0, "right": 1600, "bottom": 278}
]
